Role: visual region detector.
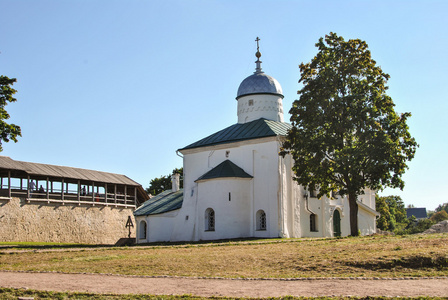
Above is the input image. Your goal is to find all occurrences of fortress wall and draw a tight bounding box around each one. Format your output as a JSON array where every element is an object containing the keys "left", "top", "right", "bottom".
[{"left": 0, "top": 197, "right": 135, "bottom": 244}]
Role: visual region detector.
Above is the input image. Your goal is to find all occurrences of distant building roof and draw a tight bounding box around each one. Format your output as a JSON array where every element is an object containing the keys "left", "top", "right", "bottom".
[
  {"left": 406, "top": 207, "right": 427, "bottom": 219},
  {"left": 179, "top": 118, "right": 291, "bottom": 151},
  {"left": 195, "top": 160, "right": 253, "bottom": 182},
  {"left": 134, "top": 189, "right": 183, "bottom": 216}
]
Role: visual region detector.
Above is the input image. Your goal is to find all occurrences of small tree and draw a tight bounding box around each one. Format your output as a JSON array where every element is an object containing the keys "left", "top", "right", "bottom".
[
  {"left": 435, "top": 203, "right": 448, "bottom": 214},
  {"left": 146, "top": 167, "right": 183, "bottom": 195},
  {"left": 0, "top": 76, "right": 21, "bottom": 151},
  {"left": 430, "top": 210, "right": 448, "bottom": 223},
  {"left": 281, "top": 33, "right": 418, "bottom": 236},
  {"left": 375, "top": 195, "right": 408, "bottom": 232},
  {"left": 375, "top": 196, "right": 390, "bottom": 231}
]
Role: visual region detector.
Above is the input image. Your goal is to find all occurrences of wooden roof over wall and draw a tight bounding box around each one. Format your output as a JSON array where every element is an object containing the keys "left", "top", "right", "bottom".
[{"left": 0, "top": 156, "right": 149, "bottom": 203}]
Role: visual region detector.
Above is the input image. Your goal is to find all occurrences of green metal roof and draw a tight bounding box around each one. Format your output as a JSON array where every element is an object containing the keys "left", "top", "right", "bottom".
[
  {"left": 134, "top": 189, "right": 183, "bottom": 216},
  {"left": 179, "top": 118, "right": 292, "bottom": 151},
  {"left": 195, "top": 160, "right": 253, "bottom": 182}
]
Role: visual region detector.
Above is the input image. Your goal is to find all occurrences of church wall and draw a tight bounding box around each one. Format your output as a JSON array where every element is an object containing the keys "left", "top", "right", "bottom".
[
  {"left": 136, "top": 210, "right": 180, "bottom": 243},
  {"left": 0, "top": 197, "right": 135, "bottom": 244},
  {"left": 299, "top": 196, "right": 324, "bottom": 238},
  {"left": 251, "top": 142, "right": 282, "bottom": 238},
  {"left": 358, "top": 207, "right": 376, "bottom": 236},
  {"left": 197, "top": 179, "right": 251, "bottom": 240},
  {"left": 358, "top": 189, "right": 376, "bottom": 209}
]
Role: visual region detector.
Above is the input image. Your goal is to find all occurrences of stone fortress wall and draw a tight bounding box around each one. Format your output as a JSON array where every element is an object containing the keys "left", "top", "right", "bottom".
[{"left": 0, "top": 197, "right": 136, "bottom": 244}]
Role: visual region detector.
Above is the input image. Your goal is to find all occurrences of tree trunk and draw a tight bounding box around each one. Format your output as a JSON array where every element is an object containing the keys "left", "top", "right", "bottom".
[{"left": 348, "top": 193, "right": 359, "bottom": 236}]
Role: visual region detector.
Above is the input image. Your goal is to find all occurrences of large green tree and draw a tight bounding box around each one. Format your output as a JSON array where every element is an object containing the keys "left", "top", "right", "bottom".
[
  {"left": 0, "top": 76, "right": 21, "bottom": 151},
  {"left": 281, "top": 33, "right": 418, "bottom": 236}
]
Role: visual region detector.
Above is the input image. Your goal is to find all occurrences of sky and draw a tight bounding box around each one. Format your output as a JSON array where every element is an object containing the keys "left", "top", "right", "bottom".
[{"left": 1, "top": 0, "right": 447, "bottom": 211}]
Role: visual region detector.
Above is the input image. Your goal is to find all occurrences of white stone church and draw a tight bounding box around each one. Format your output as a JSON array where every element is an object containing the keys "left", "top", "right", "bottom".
[{"left": 134, "top": 46, "right": 378, "bottom": 243}]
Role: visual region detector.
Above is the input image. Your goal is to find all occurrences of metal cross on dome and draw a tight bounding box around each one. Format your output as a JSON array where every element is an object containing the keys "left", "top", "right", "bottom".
[{"left": 255, "top": 37, "right": 260, "bottom": 52}]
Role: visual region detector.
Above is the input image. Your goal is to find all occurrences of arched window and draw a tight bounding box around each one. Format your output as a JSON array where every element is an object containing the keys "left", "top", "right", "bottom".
[
  {"left": 205, "top": 208, "right": 215, "bottom": 231},
  {"left": 256, "top": 210, "right": 267, "bottom": 231},
  {"left": 310, "top": 214, "right": 318, "bottom": 232},
  {"left": 139, "top": 220, "right": 147, "bottom": 240}
]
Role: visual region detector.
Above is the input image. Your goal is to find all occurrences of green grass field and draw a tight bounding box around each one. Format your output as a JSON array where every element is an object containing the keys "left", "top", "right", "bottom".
[
  {"left": 1, "top": 234, "right": 447, "bottom": 299},
  {"left": 1, "top": 234, "right": 447, "bottom": 279}
]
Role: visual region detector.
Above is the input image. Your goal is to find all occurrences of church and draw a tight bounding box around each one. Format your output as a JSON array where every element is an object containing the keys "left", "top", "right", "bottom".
[{"left": 134, "top": 42, "right": 378, "bottom": 243}]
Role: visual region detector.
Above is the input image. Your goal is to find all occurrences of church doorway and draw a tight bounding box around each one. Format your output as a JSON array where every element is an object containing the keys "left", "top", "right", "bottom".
[{"left": 333, "top": 209, "right": 341, "bottom": 237}]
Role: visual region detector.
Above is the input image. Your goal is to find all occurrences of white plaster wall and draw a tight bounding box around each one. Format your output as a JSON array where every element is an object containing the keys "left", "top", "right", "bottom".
[
  {"left": 300, "top": 196, "right": 325, "bottom": 238},
  {"left": 252, "top": 143, "right": 281, "bottom": 238},
  {"left": 135, "top": 216, "right": 148, "bottom": 243},
  {"left": 358, "top": 207, "right": 376, "bottom": 236},
  {"left": 136, "top": 210, "right": 180, "bottom": 243},
  {"left": 358, "top": 189, "right": 376, "bottom": 209},
  {"left": 197, "top": 178, "right": 251, "bottom": 240},
  {"left": 237, "top": 94, "right": 284, "bottom": 123}
]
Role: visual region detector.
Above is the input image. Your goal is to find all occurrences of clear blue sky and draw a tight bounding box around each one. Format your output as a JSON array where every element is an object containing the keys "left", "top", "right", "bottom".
[{"left": 1, "top": 1, "right": 447, "bottom": 210}]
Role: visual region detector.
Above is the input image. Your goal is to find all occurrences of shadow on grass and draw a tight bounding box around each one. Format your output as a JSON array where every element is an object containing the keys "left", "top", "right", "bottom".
[{"left": 345, "top": 255, "right": 448, "bottom": 270}]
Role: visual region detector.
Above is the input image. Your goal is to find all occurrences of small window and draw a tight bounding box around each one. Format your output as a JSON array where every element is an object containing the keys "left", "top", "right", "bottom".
[
  {"left": 256, "top": 210, "right": 267, "bottom": 231},
  {"left": 205, "top": 208, "right": 215, "bottom": 231},
  {"left": 139, "top": 220, "right": 147, "bottom": 240},
  {"left": 310, "top": 214, "right": 318, "bottom": 232},
  {"left": 248, "top": 99, "right": 254, "bottom": 106},
  {"left": 309, "top": 189, "right": 317, "bottom": 198}
]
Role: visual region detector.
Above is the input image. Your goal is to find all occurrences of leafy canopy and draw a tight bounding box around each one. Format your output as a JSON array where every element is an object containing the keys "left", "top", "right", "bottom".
[
  {"left": 146, "top": 167, "right": 183, "bottom": 195},
  {"left": 281, "top": 33, "right": 418, "bottom": 235},
  {"left": 0, "top": 76, "right": 21, "bottom": 151}
]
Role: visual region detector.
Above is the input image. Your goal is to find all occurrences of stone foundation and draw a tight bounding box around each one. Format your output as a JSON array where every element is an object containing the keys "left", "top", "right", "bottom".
[{"left": 0, "top": 197, "right": 136, "bottom": 244}]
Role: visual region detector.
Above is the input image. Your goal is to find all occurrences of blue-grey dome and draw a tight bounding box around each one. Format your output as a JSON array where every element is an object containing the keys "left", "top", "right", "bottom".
[{"left": 236, "top": 71, "right": 283, "bottom": 100}]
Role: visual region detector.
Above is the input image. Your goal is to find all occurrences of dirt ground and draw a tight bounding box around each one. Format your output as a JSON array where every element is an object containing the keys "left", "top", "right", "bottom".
[{"left": 1, "top": 271, "right": 448, "bottom": 297}]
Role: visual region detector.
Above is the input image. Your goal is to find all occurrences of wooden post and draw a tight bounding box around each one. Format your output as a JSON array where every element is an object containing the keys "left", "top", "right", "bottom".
[
  {"left": 92, "top": 182, "right": 95, "bottom": 202},
  {"left": 134, "top": 187, "right": 137, "bottom": 206},
  {"left": 114, "top": 185, "right": 117, "bottom": 205},
  {"left": 51, "top": 181, "right": 53, "bottom": 193},
  {"left": 124, "top": 185, "right": 127, "bottom": 204},
  {"left": 61, "top": 178, "right": 64, "bottom": 201},
  {"left": 8, "top": 171, "right": 11, "bottom": 198},
  {"left": 20, "top": 178, "right": 23, "bottom": 190},
  {"left": 105, "top": 183, "right": 108, "bottom": 203},
  {"left": 27, "top": 176, "right": 30, "bottom": 198},
  {"left": 46, "top": 177, "right": 49, "bottom": 200},
  {"left": 77, "top": 180, "right": 81, "bottom": 202}
]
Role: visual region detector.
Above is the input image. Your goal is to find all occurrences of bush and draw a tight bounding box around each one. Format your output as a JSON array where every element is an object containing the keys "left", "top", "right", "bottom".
[
  {"left": 397, "top": 218, "right": 435, "bottom": 235},
  {"left": 430, "top": 210, "right": 448, "bottom": 223}
]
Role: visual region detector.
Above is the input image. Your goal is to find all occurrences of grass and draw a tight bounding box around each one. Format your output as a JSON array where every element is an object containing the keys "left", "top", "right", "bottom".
[
  {"left": 0, "top": 288, "right": 445, "bottom": 300},
  {"left": 0, "top": 234, "right": 447, "bottom": 279}
]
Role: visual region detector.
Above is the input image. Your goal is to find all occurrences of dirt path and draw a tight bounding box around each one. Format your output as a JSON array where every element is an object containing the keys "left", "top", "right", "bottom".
[{"left": 1, "top": 272, "right": 448, "bottom": 297}]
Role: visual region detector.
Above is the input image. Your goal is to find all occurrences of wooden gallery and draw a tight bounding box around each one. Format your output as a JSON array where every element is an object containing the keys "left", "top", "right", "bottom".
[{"left": 0, "top": 156, "right": 148, "bottom": 244}]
